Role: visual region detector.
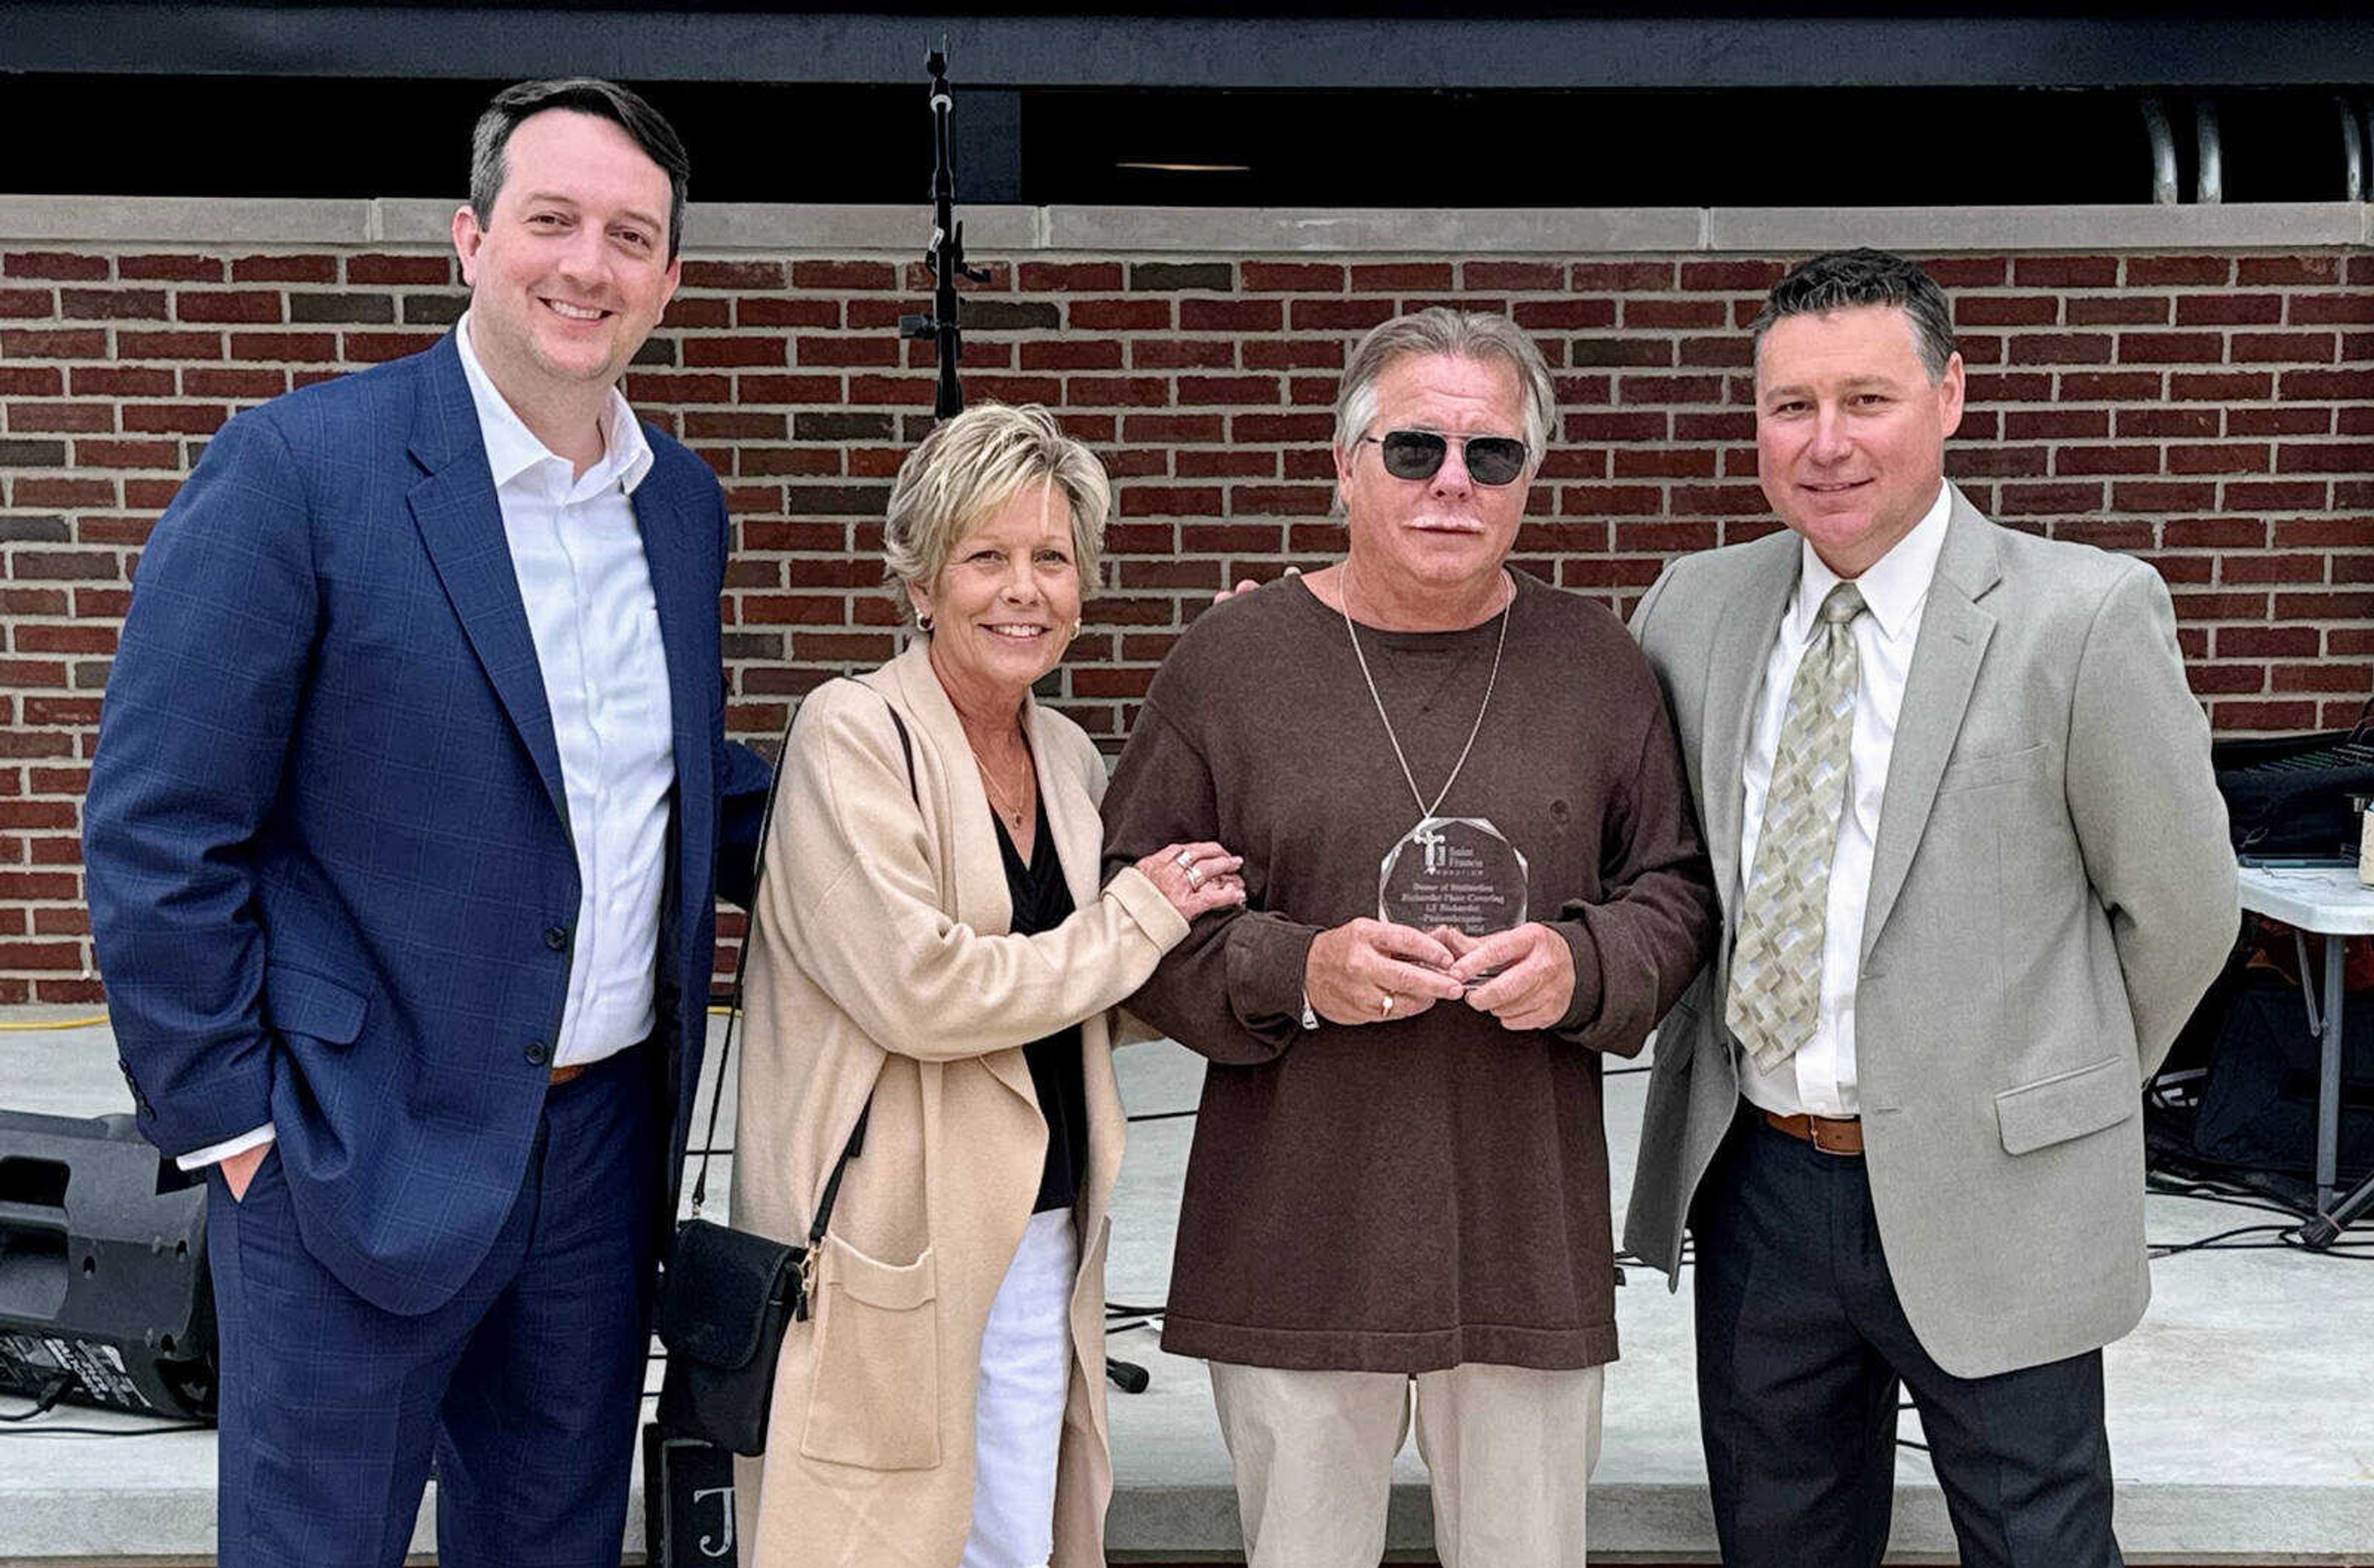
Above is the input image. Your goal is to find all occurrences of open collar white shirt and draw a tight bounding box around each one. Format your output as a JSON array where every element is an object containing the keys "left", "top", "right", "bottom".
[
  {"left": 177, "top": 319, "right": 677, "bottom": 1170},
  {"left": 1734, "top": 481, "right": 1953, "bottom": 1120},
  {"left": 456, "top": 311, "right": 675, "bottom": 1069}
]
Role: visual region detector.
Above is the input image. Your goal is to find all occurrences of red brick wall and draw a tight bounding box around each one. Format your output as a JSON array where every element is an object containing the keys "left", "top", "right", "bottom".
[{"left": 3, "top": 244, "right": 2370, "bottom": 1001}]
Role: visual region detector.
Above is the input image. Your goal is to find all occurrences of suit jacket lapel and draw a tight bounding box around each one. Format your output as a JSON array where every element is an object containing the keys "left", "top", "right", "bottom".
[
  {"left": 405, "top": 334, "right": 571, "bottom": 832},
  {"left": 1702, "top": 534, "right": 1797, "bottom": 919},
  {"left": 631, "top": 460, "right": 715, "bottom": 912},
  {"left": 1860, "top": 488, "right": 2002, "bottom": 964}
]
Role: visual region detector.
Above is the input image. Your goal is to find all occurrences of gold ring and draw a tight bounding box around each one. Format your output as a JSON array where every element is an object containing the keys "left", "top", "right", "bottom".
[
  {"left": 1173, "top": 849, "right": 1197, "bottom": 870},
  {"left": 1186, "top": 865, "right": 1204, "bottom": 889}
]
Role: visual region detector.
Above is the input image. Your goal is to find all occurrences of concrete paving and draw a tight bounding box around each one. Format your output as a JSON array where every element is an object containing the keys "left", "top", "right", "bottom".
[{"left": 0, "top": 1006, "right": 2368, "bottom": 1564}]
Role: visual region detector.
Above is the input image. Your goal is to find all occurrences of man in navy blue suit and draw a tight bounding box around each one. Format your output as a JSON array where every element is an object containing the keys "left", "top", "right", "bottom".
[{"left": 83, "top": 78, "right": 768, "bottom": 1567}]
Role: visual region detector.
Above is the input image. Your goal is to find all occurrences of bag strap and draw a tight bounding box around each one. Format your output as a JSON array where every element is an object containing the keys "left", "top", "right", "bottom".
[{"left": 689, "top": 681, "right": 917, "bottom": 1222}]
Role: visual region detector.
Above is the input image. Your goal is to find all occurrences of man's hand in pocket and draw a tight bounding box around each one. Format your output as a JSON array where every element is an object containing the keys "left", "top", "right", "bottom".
[{"left": 219, "top": 1142, "right": 270, "bottom": 1202}]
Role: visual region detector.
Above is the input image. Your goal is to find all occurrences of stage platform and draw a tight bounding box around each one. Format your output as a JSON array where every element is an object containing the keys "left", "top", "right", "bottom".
[{"left": 1, "top": 1006, "right": 2367, "bottom": 1565}]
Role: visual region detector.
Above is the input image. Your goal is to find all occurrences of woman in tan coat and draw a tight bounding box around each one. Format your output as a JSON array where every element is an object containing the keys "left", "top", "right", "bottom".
[{"left": 732, "top": 404, "right": 1243, "bottom": 1568}]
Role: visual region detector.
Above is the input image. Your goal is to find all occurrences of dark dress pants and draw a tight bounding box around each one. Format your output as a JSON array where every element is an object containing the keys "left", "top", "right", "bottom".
[
  {"left": 206, "top": 1048, "right": 659, "bottom": 1568},
  {"left": 1691, "top": 1109, "right": 2121, "bottom": 1568}
]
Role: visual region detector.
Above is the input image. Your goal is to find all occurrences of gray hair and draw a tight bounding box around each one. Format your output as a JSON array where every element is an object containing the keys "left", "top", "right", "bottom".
[
  {"left": 469, "top": 78, "right": 690, "bottom": 262},
  {"left": 1332, "top": 308, "right": 1557, "bottom": 475},
  {"left": 883, "top": 403, "right": 1111, "bottom": 620},
  {"left": 1750, "top": 248, "right": 1957, "bottom": 381}
]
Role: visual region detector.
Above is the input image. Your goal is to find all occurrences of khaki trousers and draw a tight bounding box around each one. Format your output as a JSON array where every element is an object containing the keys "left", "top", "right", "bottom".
[{"left": 1207, "top": 1360, "right": 1604, "bottom": 1568}]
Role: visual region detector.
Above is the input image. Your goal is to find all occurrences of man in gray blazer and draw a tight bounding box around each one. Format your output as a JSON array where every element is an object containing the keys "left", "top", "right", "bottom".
[{"left": 1623, "top": 248, "right": 2237, "bottom": 1567}]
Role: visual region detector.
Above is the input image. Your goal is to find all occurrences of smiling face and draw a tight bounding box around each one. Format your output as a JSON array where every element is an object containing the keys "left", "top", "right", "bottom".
[
  {"left": 1755, "top": 303, "right": 1964, "bottom": 578},
  {"left": 451, "top": 108, "right": 681, "bottom": 407},
  {"left": 910, "top": 478, "right": 1084, "bottom": 713},
  {"left": 1333, "top": 352, "right": 1533, "bottom": 603}
]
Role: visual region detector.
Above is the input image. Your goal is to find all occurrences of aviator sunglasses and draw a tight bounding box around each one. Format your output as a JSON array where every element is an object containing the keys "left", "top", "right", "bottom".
[{"left": 1359, "top": 428, "right": 1531, "bottom": 487}]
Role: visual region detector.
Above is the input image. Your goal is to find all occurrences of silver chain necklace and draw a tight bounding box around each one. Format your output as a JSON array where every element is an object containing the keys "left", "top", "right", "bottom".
[{"left": 1337, "top": 563, "right": 1514, "bottom": 821}]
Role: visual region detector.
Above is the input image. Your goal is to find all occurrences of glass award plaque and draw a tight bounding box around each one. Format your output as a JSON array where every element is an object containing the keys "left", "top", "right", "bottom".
[{"left": 1379, "top": 815, "right": 1529, "bottom": 936}]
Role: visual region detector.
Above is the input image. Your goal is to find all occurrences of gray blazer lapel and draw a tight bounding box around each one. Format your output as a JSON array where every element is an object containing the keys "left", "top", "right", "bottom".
[
  {"left": 1702, "top": 540, "right": 1796, "bottom": 920},
  {"left": 1860, "top": 489, "right": 2003, "bottom": 964}
]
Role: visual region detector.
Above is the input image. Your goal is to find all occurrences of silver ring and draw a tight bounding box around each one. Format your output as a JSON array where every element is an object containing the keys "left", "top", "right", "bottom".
[
  {"left": 1186, "top": 865, "right": 1204, "bottom": 889},
  {"left": 1379, "top": 993, "right": 1395, "bottom": 1017},
  {"left": 1173, "top": 849, "right": 1197, "bottom": 870}
]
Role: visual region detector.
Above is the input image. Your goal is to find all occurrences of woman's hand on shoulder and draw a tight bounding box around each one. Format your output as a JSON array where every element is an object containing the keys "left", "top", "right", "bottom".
[
  {"left": 1135, "top": 842, "right": 1248, "bottom": 920},
  {"left": 1210, "top": 565, "right": 1298, "bottom": 606}
]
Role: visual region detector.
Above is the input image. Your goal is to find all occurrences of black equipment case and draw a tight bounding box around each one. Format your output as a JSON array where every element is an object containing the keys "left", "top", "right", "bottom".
[{"left": 0, "top": 1109, "right": 215, "bottom": 1418}]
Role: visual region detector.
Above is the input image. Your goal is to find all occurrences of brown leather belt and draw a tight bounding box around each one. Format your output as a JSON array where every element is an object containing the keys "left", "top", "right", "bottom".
[
  {"left": 550, "top": 1038, "right": 649, "bottom": 1091},
  {"left": 1763, "top": 1109, "right": 1865, "bottom": 1156}
]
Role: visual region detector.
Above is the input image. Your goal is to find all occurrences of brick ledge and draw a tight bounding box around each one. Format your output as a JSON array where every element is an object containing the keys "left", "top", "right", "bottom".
[{"left": 0, "top": 197, "right": 2367, "bottom": 253}]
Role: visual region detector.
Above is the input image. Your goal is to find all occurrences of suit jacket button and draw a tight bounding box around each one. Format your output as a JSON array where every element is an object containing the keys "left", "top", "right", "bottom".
[
  {"left": 544, "top": 926, "right": 570, "bottom": 952},
  {"left": 524, "top": 1040, "right": 550, "bottom": 1067}
]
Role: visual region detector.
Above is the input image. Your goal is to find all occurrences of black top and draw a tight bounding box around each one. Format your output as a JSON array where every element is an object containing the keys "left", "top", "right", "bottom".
[{"left": 994, "top": 795, "right": 1089, "bottom": 1214}]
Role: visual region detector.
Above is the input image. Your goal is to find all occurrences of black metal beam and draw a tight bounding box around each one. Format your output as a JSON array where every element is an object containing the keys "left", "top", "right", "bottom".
[{"left": 4, "top": 7, "right": 2371, "bottom": 90}]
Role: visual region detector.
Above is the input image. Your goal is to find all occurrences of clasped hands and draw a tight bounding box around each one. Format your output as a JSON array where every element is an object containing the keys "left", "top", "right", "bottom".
[{"left": 1303, "top": 918, "right": 1575, "bottom": 1032}]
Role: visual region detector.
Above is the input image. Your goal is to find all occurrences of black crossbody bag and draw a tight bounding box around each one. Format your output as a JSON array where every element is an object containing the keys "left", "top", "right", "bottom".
[{"left": 652, "top": 688, "right": 917, "bottom": 1456}]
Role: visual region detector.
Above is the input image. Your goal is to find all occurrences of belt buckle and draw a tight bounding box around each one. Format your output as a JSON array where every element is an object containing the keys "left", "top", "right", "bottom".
[{"left": 1808, "top": 1116, "right": 1859, "bottom": 1156}]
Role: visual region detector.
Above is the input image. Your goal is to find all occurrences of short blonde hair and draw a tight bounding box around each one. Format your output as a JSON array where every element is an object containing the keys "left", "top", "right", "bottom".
[{"left": 882, "top": 403, "right": 1111, "bottom": 618}]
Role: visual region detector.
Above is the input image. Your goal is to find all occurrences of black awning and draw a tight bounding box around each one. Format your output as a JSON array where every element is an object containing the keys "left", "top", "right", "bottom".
[{"left": 5, "top": 5, "right": 2370, "bottom": 91}]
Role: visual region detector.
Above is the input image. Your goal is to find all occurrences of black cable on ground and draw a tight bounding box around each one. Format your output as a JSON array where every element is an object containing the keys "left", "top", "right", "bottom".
[
  {"left": 0, "top": 1422, "right": 212, "bottom": 1437},
  {"left": 2146, "top": 1163, "right": 2374, "bottom": 1258},
  {"left": 0, "top": 1376, "right": 211, "bottom": 1438},
  {"left": 0, "top": 1377, "right": 73, "bottom": 1422}
]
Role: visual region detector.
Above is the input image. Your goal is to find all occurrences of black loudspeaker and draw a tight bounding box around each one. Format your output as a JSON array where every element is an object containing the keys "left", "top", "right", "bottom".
[
  {"left": 642, "top": 1423, "right": 740, "bottom": 1566},
  {"left": 0, "top": 1109, "right": 215, "bottom": 1419}
]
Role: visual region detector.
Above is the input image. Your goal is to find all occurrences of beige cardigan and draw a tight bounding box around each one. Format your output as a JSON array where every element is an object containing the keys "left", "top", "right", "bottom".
[{"left": 731, "top": 643, "right": 1188, "bottom": 1568}]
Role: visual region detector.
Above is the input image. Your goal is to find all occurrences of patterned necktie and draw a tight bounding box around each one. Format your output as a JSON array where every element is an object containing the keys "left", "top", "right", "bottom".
[{"left": 1726, "top": 580, "right": 1868, "bottom": 1073}]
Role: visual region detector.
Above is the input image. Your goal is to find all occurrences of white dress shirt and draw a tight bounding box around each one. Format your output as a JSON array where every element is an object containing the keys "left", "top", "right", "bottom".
[
  {"left": 179, "top": 315, "right": 676, "bottom": 1169},
  {"left": 1734, "top": 483, "right": 1952, "bottom": 1120}
]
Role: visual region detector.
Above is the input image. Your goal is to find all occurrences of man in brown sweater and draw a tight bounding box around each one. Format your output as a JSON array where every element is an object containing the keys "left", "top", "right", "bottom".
[{"left": 1102, "top": 308, "right": 1717, "bottom": 1568}]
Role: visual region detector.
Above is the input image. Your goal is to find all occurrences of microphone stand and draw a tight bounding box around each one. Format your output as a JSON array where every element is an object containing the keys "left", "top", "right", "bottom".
[
  {"left": 893, "top": 47, "right": 1153, "bottom": 1388},
  {"left": 2300, "top": 1168, "right": 2372, "bottom": 1247},
  {"left": 898, "top": 47, "right": 989, "bottom": 420}
]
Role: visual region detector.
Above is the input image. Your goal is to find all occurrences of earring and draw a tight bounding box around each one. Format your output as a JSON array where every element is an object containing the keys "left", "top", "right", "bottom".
[
  {"left": 1067, "top": 620, "right": 1081, "bottom": 641},
  {"left": 916, "top": 611, "right": 935, "bottom": 632}
]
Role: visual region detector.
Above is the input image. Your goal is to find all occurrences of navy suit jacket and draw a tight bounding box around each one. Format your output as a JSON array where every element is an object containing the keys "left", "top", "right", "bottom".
[{"left": 85, "top": 334, "right": 768, "bottom": 1316}]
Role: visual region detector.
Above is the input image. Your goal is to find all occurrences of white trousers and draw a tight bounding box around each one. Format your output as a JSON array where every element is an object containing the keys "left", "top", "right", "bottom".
[
  {"left": 1209, "top": 1358, "right": 1605, "bottom": 1568},
  {"left": 960, "top": 1208, "right": 1079, "bottom": 1568}
]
